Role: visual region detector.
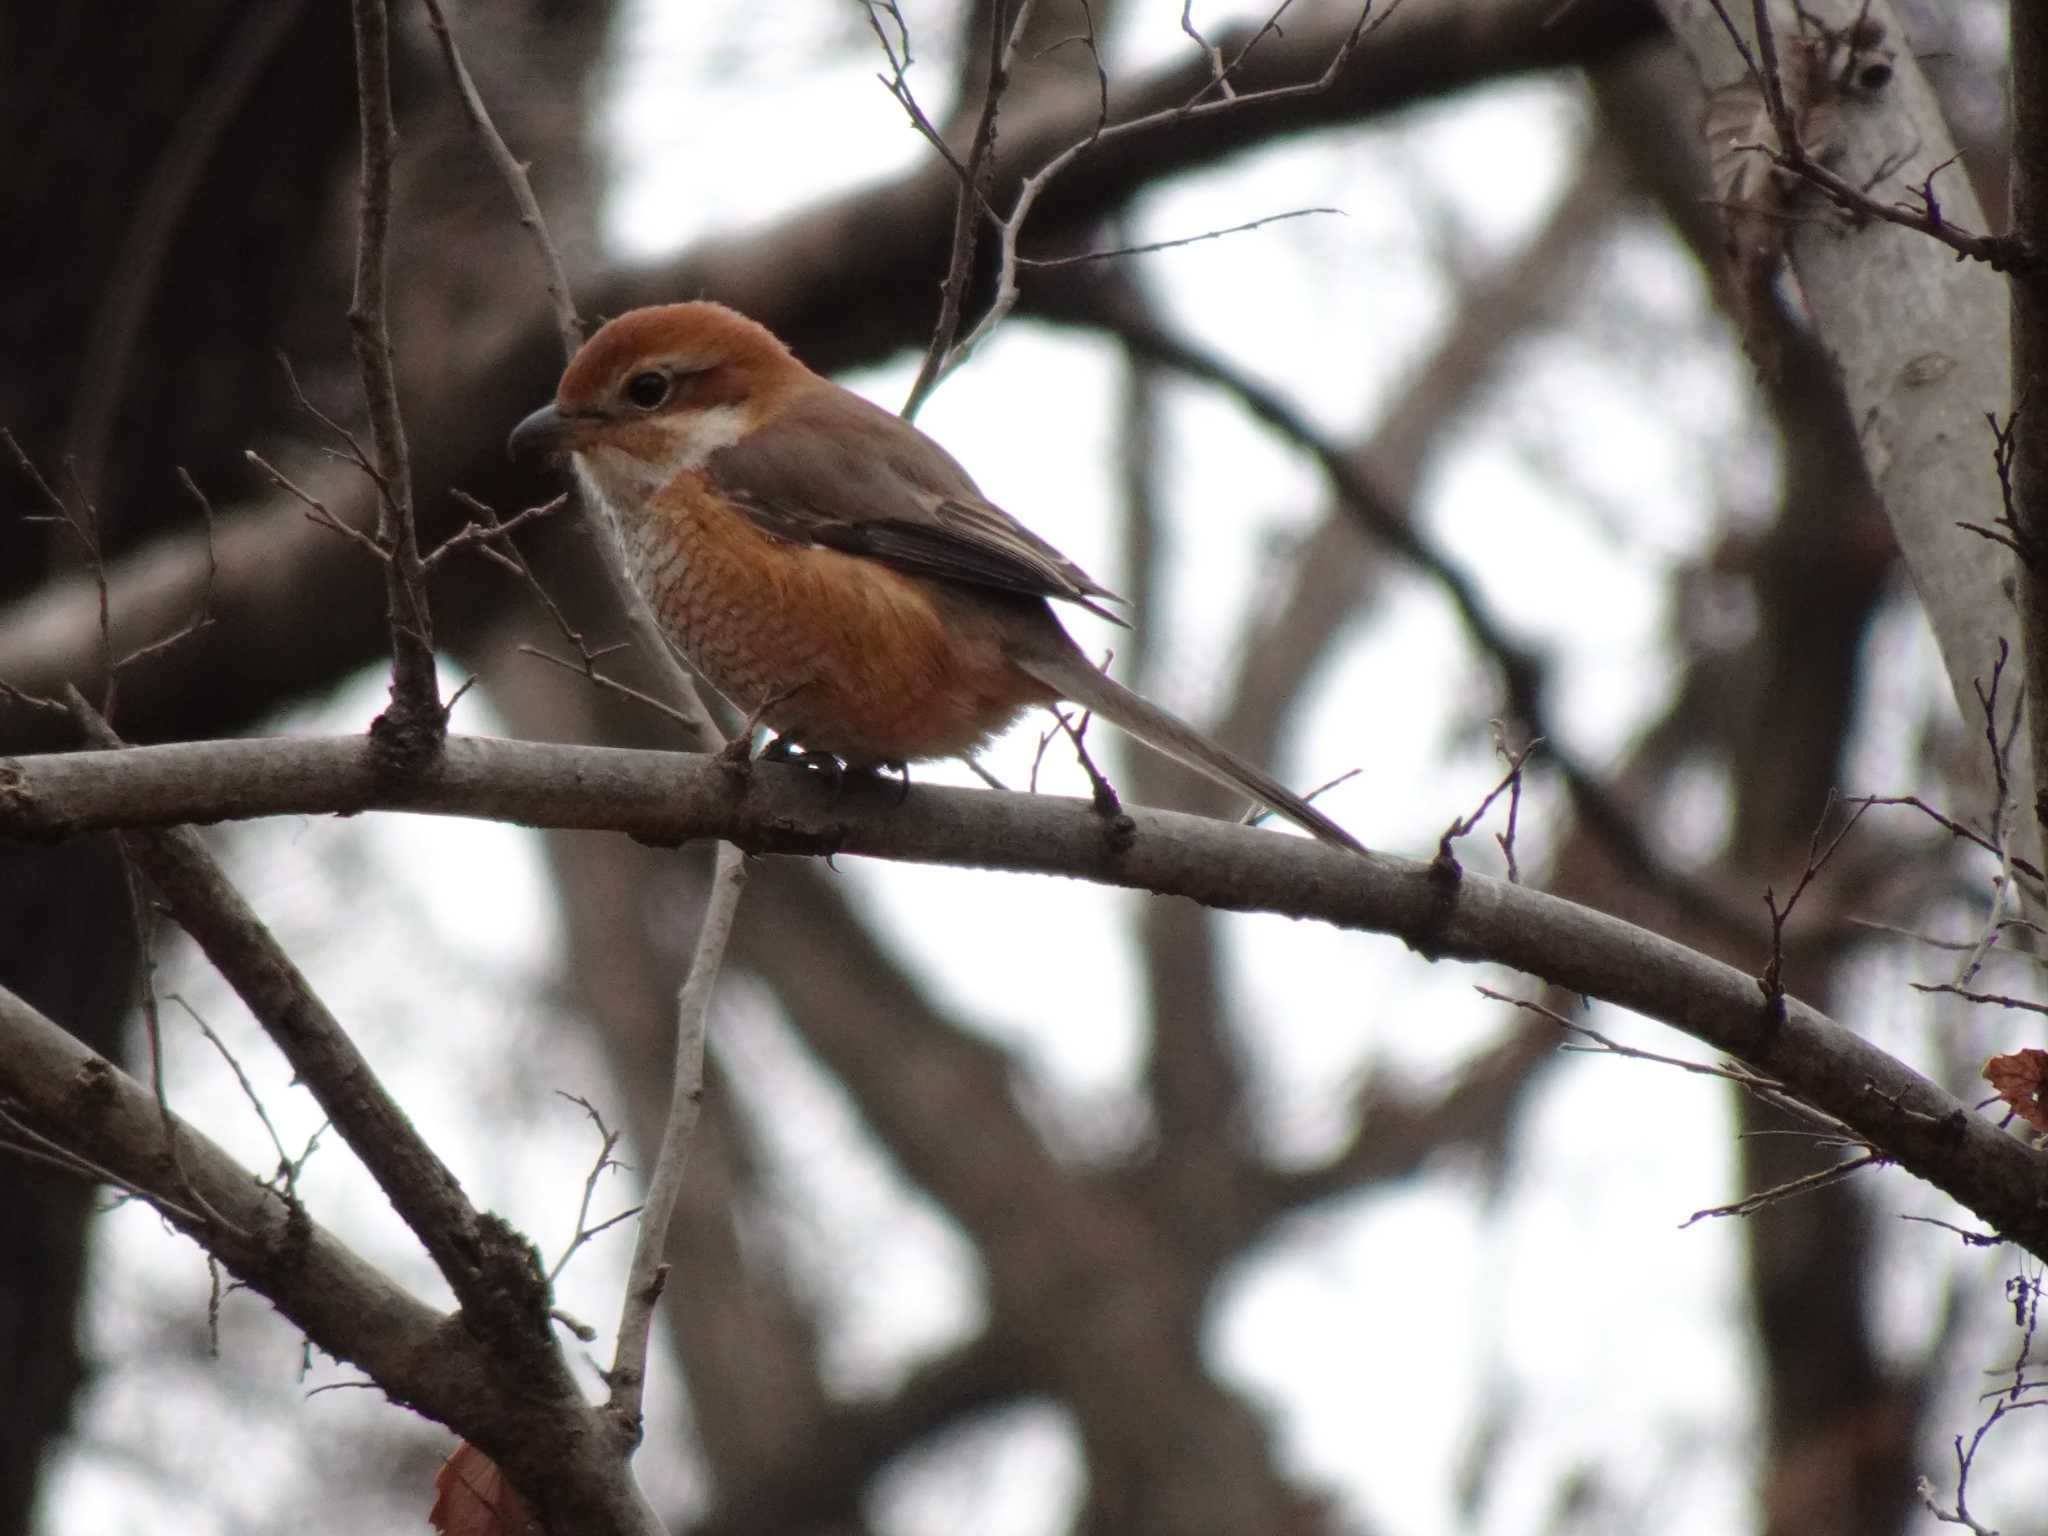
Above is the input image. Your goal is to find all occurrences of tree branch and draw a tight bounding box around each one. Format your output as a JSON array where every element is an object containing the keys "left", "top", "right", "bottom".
[
  {"left": 5, "top": 729, "right": 2045, "bottom": 1256},
  {"left": 418, "top": 0, "right": 584, "bottom": 360},
  {"left": 0, "top": 979, "right": 663, "bottom": 1536},
  {"left": 605, "top": 841, "right": 747, "bottom": 1438},
  {"left": 347, "top": 0, "right": 441, "bottom": 756}
]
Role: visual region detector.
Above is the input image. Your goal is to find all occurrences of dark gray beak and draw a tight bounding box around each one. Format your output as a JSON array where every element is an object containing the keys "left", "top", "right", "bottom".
[{"left": 508, "top": 401, "right": 570, "bottom": 461}]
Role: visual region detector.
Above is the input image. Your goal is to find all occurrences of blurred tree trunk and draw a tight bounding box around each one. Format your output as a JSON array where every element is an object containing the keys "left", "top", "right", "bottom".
[{"left": 1596, "top": 45, "right": 1921, "bottom": 1536}]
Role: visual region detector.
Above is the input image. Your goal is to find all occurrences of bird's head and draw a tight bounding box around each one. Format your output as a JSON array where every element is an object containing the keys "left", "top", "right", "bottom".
[{"left": 508, "top": 302, "right": 810, "bottom": 499}]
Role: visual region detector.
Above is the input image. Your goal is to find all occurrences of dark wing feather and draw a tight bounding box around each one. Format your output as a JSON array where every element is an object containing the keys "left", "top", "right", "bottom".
[{"left": 706, "top": 387, "right": 1128, "bottom": 624}]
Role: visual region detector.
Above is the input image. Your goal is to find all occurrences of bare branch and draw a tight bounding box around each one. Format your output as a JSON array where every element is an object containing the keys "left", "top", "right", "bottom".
[
  {"left": 606, "top": 840, "right": 748, "bottom": 1436},
  {"left": 1701, "top": 0, "right": 2032, "bottom": 269},
  {"left": 7, "top": 729, "right": 2048, "bottom": 1258},
  {"left": 417, "top": 0, "right": 584, "bottom": 360},
  {"left": 167, "top": 993, "right": 300, "bottom": 1192},
  {"left": 1681, "top": 1151, "right": 1883, "bottom": 1227},
  {"left": 1438, "top": 730, "right": 1541, "bottom": 880},
  {"left": 862, "top": 1, "right": 968, "bottom": 176},
  {"left": 903, "top": 0, "right": 1040, "bottom": 419},
  {"left": 112, "top": 469, "right": 219, "bottom": 673},
  {"left": 0, "top": 981, "right": 662, "bottom": 1535},
  {"left": 1055, "top": 294, "right": 1766, "bottom": 945},
  {"left": 548, "top": 1094, "right": 638, "bottom": 1288},
  {"left": 58, "top": 696, "right": 559, "bottom": 1372},
  {"left": 347, "top": 0, "right": 443, "bottom": 754},
  {"left": 889, "top": 1, "right": 1390, "bottom": 406},
  {"left": 422, "top": 492, "right": 570, "bottom": 572},
  {"left": 1017, "top": 206, "right": 1342, "bottom": 269},
  {"left": 1759, "top": 791, "right": 1876, "bottom": 1010}
]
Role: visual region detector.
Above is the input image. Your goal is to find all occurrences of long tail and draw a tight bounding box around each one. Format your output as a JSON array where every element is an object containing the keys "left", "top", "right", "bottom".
[{"left": 1012, "top": 645, "right": 1366, "bottom": 855}]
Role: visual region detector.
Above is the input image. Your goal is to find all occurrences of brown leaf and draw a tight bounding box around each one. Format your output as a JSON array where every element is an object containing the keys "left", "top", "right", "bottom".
[
  {"left": 430, "top": 1441, "right": 544, "bottom": 1536},
  {"left": 1984, "top": 1049, "right": 2048, "bottom": 1132}
]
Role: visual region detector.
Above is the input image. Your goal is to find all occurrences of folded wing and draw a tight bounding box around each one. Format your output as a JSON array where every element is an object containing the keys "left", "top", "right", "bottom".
[{"left": 706, "top": 386, "right": 1128, "bottom": 625}]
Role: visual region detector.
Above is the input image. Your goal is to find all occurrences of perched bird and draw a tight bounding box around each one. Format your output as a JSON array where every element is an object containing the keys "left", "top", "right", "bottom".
[{"left": 509, "top": 302, "right": 1363, "bottom": 853}]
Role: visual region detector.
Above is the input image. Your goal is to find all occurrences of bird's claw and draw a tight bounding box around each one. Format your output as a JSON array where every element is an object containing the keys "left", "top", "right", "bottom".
[{"left": 760, "top": 734, "right": 849, "bottom": 796}]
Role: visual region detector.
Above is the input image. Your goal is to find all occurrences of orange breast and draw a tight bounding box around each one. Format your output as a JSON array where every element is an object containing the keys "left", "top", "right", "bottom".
[{"left": 613, "top": 473, "right": 1052, "bottom": 764}]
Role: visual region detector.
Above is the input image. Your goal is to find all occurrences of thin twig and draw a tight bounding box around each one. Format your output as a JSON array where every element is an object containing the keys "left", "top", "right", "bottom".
[
  {"left": 1051, "top": 706, "right": 1122, "bottom": 817},
  {"left": 1477, "top": 984, "right": 1857, "bottom": 1137},
  {"left": 5, "top": 432, "right": 114, "bottom": 711},
  {"left": 863, "top": 2, "right": 967, "bottom": 175},
  {"left": 1018, "top": 206, "right": 1342, "bottom": 268},
  {"left": 1702, "top": 0, "right": 2033, "bottom": 270},
  {"left": 422, "top": 492, "right": 570, "bottom": 571},
  {"left": 114, "top": 469, "right": 220, "bottom": 673},
  {"left": 5, "top": 432, "right": 219, "bottom": 693},
  {"left": 417, "top": 0, "right": 583, "bottom": 359},
  {"left": 1681, "top": 1151, "right": 1882, "bottom": 1226},
  {"left": 1759, "top": 791, "right": 1875, "bottom": 1008},
  {"left": 518, "top": 645, "right": 703, "bottom": 732},
  {"left": 548, "top": 1094, "right": 637, "bottom": 1287},
  {"left": 886, "top": 0, "right": 1389, "bottom": 406},
  {"left": 1913, "top": 982, "right": 2048, "bottom": 1018},
  {"left": 244, "top": 450, "right": 385, "bottom": 560},
  {"left": 0, "top": 1102, "right": 209, "bottom": 1228},
  {"left": 1438, "top": 730, "right": 1541, "bottom": 876},
  {"left": 1851, "top": 795, "right": 2046, "bottom": 887},
  {"left": 1183, "top": 0, "right": 1302, "bottom": 106},
  {"left": 1899, "top": 1212, "right": 2004, "bottom": 1248},
  {"left": 903, "top": 0, "right": 1040, "bottom": 419},
  {"left": 167, "top": 994, "right": 300, "bottom": 1194},
  {"left": 606, "top": 841, "right": 749, "bottom": 1437}
]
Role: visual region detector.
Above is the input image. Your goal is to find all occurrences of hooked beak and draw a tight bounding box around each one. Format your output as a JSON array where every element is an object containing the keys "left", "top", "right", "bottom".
[{"left": 508, "top": 401, "right": 581, "bottom": 462}]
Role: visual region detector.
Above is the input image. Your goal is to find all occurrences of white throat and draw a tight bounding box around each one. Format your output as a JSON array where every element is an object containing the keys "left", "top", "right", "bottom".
[{"left": 570, "top": 402, "right": 750, "bottom": 509}]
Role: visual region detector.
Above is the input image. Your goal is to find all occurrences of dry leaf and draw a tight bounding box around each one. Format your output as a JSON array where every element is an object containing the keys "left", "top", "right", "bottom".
[
  {"left": 430, "top": 1441, "right": 544, "bottom": 1536},
  {"left": 1984, "top": 1049, "right": 2048, "bottom": 1132}
]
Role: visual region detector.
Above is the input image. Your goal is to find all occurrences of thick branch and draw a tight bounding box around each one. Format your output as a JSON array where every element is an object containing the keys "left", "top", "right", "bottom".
[
  {"left": 0, "top": 981, "right": 662, "bottom": 1536},
  {"left": 62, "top": 710, "right": 639, "bottom": 1528},
  {"left": 111, "top": 812, "right": 538, "bottom": 1329},
  {"left": 4, "top": 730, "right": 2045, "bottom": 1255}
]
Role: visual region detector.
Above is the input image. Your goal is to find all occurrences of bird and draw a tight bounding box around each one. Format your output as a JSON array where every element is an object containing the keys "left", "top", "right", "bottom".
[{"left": 508, "top": 301, "right": 1364, "bottom": 854}]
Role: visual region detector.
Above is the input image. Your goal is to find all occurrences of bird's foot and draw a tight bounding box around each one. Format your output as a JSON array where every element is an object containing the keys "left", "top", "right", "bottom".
[
  {"left": 760, "top": 734, "right": 849, "bottom": 795},
  {"left": 753, "top": 739, "right": 913, "bottom": 805}
]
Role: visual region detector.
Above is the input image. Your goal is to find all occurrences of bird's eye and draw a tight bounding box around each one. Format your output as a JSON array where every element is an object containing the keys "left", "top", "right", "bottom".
[{"left": 624, "top": 371, "right": 670, "bottom": 410}]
